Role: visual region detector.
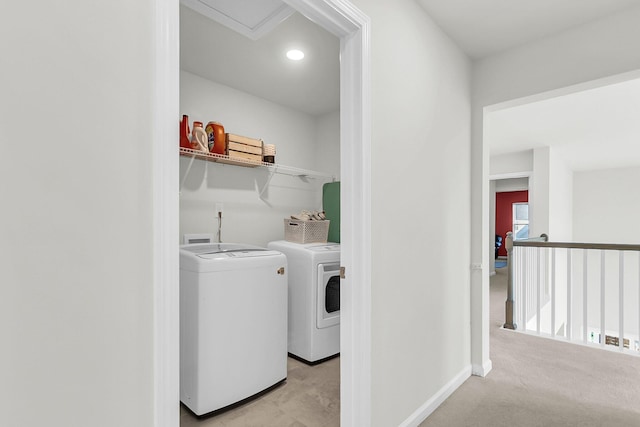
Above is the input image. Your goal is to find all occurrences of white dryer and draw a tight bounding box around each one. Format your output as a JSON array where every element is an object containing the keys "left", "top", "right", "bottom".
[
  {"left": 180, "top": 243, "right": 288, "bottom": 416},
  {"left": 267, "top": 240, "right": 340, "bottom": 363}
]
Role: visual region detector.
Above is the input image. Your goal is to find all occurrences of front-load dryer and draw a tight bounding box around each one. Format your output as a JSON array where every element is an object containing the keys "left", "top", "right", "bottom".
[
  {"left": 179, "top": 243, "right": 288, "bottom": 416},
  {"left": 267, "top": 240, "right": 340, "bottom": 363}
]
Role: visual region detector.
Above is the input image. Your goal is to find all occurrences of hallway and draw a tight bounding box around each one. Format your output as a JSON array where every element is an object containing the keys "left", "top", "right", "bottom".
[{"left": 420, "top": 268, "right": 640, "bottom": 427}]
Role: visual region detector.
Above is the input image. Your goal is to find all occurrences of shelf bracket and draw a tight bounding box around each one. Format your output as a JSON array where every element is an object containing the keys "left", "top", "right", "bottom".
[
  {"left": 179, "top": 153, "right": 198, "bottom": 195},
  {"left": 258, "top": 165, "right": 279, "bottom": 199}
]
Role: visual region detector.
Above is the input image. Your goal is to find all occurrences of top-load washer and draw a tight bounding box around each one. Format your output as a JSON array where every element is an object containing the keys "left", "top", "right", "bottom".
[
  {"left": 267, "top": 240, "right": 340, "bottom": 363},
  {"left": 180, "top": 243, "right": 288, "bottom": 416}
]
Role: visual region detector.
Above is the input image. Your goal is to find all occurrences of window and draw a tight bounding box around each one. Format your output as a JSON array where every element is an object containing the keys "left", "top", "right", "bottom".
[{"left": 513, "top": 203, "right": 529, "bottom": 240}]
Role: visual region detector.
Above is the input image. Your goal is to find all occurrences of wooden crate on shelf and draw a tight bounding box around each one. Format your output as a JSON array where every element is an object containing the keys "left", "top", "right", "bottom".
[{"left": 226, "top": 133, "right": 263, "bottom": 164}]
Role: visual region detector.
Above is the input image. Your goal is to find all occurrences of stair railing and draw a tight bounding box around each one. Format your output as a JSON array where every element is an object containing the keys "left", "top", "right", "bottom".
[{"left": 504, "top": 233, "right": 640, "bottom": 354}]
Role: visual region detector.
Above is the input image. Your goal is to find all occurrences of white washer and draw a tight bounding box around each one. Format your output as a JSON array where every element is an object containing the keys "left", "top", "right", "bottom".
[
  {"left": 267, "top": 240, "right": 340, "bottom": 363},
  {"left": 180, "top": 243, "right": 288, "bottom": 416}
]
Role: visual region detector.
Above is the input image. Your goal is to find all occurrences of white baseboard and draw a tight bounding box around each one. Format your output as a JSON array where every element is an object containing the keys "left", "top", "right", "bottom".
[
  {"left": 472, "top": 359, "right": 492, "bottom": 377},
  {"left": 398, "top": 365, "right": 472, "bottom": 427}
]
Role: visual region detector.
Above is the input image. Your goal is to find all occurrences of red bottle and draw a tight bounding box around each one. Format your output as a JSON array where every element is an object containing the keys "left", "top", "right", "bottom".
[{"left": 180, "top": 115, "right": 191, "bottom": 149}]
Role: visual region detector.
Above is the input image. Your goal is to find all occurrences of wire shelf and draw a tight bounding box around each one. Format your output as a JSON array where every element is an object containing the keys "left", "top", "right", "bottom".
[{"left": 179, "top": 147, "right": 335, "bottom": 180}]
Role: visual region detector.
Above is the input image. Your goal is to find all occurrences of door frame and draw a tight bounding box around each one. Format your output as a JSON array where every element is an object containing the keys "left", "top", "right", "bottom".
[
  {"left": 474, "top": 69, "right": 640, "bottom": 378},
  {"left": 151, "top": 0, "right": 372, "bottom": 426}
]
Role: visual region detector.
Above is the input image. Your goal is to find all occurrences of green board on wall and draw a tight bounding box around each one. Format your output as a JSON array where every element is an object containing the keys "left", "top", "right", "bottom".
[{"left": 323, "top": 182, "right": 340, "bottom": 243}]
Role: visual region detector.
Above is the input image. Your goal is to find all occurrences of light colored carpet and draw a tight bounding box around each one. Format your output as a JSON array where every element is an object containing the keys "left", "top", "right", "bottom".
[
  {"left": 180, "top": 356, "right": 340, "bottom": 427},
  {"left": 420, "top": 268, "right": 640, "bottom": 427}
]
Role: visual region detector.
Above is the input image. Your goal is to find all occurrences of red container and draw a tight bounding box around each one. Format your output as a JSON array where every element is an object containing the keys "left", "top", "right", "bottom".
[
  {"left": 180, "top": 115, "right": 191, "bottom": 148},
  {"left": 206, "top": 121, "right": 226, "bottom": 155}
]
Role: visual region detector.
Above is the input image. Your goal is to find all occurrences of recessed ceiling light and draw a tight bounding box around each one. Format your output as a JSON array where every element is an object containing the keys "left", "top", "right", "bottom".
[{"left": 286, "top": 49, "right": 305, "bottom": 61}]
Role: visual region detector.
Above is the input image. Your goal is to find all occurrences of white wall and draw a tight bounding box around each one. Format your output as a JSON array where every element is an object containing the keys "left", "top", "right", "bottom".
[
  {"left": 315, "top": 110, "right": 341, "bottom": 181},
  {"left": 490, "top": 151, "right": 533, "bottom": 177},
  {"left": 530, "top": 147, "right": 550, "bottom": 238},
  {"left": 179, "top": 71, "right": 338, "bottom": 246},
  {"left": 573, "top": 166, "right": 640, "bottom": 244},
  {"left": 548, "top": 150, "right": 573, "bottom": 241},
  {"left": 351, "top": 0, "right": 471, "bottom": 425},
  {"left": 495, "top": 177, "right": 528, "bottom": 193},
  {"left": 471, "top": 6, "right": 640, "bottom": 371},
  {"left": 473, "top": 6, "right": 640, "bottom": 108},
  {"left": 0, "top": 2, "right": 156, "bottom": 426}
]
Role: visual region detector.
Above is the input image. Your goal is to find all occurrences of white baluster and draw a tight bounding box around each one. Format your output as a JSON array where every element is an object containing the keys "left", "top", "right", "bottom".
[
  {"left": 600, "top": 250, "right": 605, "bottom": 348},
  {"left": 523, "top": 247, "right": 527, "bottom": 328},
  {"left": 567, "top": 249, "right": 572, "bottom": 341},
  {"left": 551, "top": 247, "right": 556, "bottom": 336},
  {"left": 619, "top": 252, "right": 624, "bottom": 350},
  {"left": 537, "top": 247, "right": 541, "bottom": 334},
  {"left": 583, "top": 249, "right": 588, "bottom": 343}
]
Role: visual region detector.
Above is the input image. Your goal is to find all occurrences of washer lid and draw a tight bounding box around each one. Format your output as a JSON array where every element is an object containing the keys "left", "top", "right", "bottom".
[
  {"left": 307, "top": 243, "right": 340, "bottom": 252},
  {"left": 181, "top": 243, "right": 281, "bottom": 260},
  {"left": 180, "top": 243, "right": 274, "bottom": 259},
  {"left": 197, "top": 249, "right": 281, "bottom": 260},
  {"left": 180, "top": 243, "right": 286, "bottom": 272}
]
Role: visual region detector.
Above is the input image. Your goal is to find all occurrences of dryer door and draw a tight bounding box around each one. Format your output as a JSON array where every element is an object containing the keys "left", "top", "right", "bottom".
[{"left": 317, "top": 263, "right": 340, "bottom": 329}]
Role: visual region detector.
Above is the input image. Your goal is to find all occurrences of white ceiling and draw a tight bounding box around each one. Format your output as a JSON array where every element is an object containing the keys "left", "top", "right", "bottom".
[
  {"left": 487, "top": 77, "right": 640, "bottom": 171},
  {"left": 180, "top": 0, "right": 294, "bottom": 40},
  {"left": 180, "top": 4, "right": 339, "bottom": 116},
  {"left": 416, "top": 0, "right": 640, "bottom": 59}
]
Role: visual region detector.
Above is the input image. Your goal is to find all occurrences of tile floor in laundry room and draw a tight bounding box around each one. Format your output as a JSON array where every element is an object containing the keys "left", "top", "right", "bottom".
[{"left": 180, "top": 356, "right": 340, "bottom": 427}]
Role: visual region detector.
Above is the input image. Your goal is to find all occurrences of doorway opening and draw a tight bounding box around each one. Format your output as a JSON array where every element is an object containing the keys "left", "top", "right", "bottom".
[
  {"left": 152, "top": 1, "right": 371, "bottom": 426},
  {"left": 178, "top": 4, "right": 342, "bottom": 422},
  {"left": 480, "top": 70, "right": 640, "bottom": 379}
]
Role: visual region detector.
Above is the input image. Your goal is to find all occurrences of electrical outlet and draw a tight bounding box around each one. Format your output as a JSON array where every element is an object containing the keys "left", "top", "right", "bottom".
[{"left": 215, "top": 203, "right": 224, "bottom": 218}]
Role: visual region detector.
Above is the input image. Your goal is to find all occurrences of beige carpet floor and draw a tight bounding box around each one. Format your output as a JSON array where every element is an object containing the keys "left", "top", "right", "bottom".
[
  {"left": 420, "top": 267, "right": 640, "bottom": 427},
  {"left": 180, "top": 356, "right": 340, "bottom": 427}
]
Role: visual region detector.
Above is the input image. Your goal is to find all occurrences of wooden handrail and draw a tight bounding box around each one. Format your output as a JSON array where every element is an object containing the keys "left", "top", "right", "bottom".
[{"left": 513, "top": 240, "right": 640, "bottom": 251}]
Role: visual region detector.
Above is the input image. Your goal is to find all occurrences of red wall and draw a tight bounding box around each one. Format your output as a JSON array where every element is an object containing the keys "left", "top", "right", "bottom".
[{"left": 495, "top": 190, "right": 528, "bottom": 257}]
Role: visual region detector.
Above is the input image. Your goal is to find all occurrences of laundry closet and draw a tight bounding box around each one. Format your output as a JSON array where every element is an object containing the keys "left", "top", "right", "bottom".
[
  {"left": 178, "top": 1, "right": 341, "bottom": 424},
  {"left": 179, "top": 7, "right": 339, "bottom": 244}
]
